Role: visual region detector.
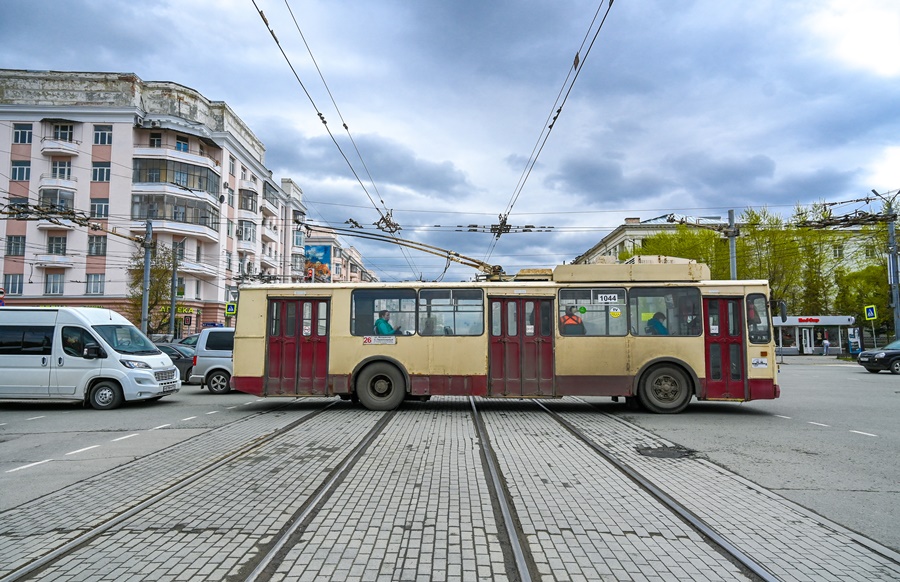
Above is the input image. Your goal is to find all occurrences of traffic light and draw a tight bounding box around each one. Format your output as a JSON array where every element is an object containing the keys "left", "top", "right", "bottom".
[{"left": 307, "top": 268, "right": 314, "bottom": 281}]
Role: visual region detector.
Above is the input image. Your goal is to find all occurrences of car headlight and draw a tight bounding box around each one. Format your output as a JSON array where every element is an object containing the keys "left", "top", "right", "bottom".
[
  {"left": 121, "top": 359, "right": 152, "bottom": 369},
  {"left": 875, "top": 352, "right": 886, "bottom": 359}
]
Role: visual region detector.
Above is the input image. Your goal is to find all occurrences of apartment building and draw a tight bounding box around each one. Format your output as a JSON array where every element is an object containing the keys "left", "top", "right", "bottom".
[{"left": 0, "top": 69, "right": 309, "bottom": 334}]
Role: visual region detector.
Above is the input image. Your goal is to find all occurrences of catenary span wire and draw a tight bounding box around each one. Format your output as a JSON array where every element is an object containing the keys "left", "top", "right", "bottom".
[
  {"left": 484, "top": 0, "right": 616, "bottom": 263},
  {"left": 280, "top": 0, "right": 422, "bottom": 279},
  {"left": 249, "top": 0, "right": 421, "bottom": 279}
]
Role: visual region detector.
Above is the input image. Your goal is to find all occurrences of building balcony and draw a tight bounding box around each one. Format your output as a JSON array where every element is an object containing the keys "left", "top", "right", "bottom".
[
  {"left": 40, "top": 173, "right": 78, "bottom": 190},
  {"left": 237, "top": 208, "right": 257, "bottom": 221},
  {"left": 41, "top": 137, "right": 80, "bottom": 156},
  {"left": 178, "top": 259, "right": 218, "bottom": 279},
  {"left": 34, "top": 254, "right": 76, "bottom": 268},
  {"left": 127, "top": 220, "right": 220, "bottom": 244},
  {"left": 239, "top": 179, "right": 258, "bottom": 193},
  {"left": 261, "top": 224, "right": 278, "bottom": 243},
  {"left": 133, "top": 145, "right": 220, "bottom": 173},
  {"left": 260, "top": 253, "right": 279, "bottom": 269},
  {"left": 36, "top": 219, "right": 77, "bottom": 231},
  {"left": 261, "top": 196, "right": 279, "bottom": 216},
  {"left": 237, "top": 238, "right": 256, "bottom": 254}
]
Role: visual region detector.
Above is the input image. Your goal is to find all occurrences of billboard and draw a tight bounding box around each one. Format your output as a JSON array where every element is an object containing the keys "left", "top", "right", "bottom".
[{"left": 304, "top": 244, "right": 333, "bottom": 282}]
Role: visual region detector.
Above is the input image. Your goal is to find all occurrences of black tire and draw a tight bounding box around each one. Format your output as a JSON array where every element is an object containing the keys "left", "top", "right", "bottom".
[
  {"left": 356, "top": 363, "right": 406, "bottom": 411},
  {"left": 89, "top": 381, "right": 124, "bottom": 410},
  {"left": 638, "top": 365, "right": 692, "bottom": 414},
  {"left": 866, "top": 367, "right": 880, "bottom": 374},
  {"left": 207, "top": 370, "right": 231, "bottom": 394},
  {"left": 184, "top": 367, "right": 193, "bottom": 384},
  {"left": 890, "top": 361, "right": 900, "bottom": 375}
]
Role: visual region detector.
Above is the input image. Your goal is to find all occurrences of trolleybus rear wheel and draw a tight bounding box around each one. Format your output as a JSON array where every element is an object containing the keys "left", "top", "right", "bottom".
[
  {"left": 357, "top": 363, "right": 406, "bottom": 411},
  {"left": 639, "top": 365, "right": 691, "bottom": 414}
]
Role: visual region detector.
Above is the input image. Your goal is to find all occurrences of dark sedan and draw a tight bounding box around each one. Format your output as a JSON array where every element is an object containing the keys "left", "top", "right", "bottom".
[
  {"left": 155, "top": 343, "right": 196, "bottom": 384},
  {"left": 856, "top": 340, "right": 900, "bottom": 374}
]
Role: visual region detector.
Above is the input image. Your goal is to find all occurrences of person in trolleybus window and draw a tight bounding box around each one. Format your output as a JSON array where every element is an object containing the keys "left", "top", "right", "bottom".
[
  {"left": 559, "top": 306, "right": 586, "bottom": 335},
  {"left": 648, "top": 311, "right": 668, "bottom": 335},
  {"left": 374, "top": 310, "right": 401, "bottom": 335}
]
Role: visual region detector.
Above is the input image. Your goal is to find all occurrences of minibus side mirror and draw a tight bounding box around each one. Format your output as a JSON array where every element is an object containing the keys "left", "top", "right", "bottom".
[{"left": 84, "top": 344, "right": 102, "bottom": 359}]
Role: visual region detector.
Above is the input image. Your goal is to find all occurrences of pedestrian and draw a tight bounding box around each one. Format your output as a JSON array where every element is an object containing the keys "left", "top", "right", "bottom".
[
  {"left": 559, "top": 305, "right": 586, "bottom": 335},
  {"left": 374, "top": 310, "right": 401, "bottom": 335},
  {"left": 647, "top": 312, "right": 668, "bottom": 335},
  {"left": 822, "top": 337, "right": 830, "bottom": 356}
]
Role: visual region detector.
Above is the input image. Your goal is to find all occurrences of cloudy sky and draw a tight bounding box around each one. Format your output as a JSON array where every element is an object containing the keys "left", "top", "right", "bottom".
[{"left": 2, "top": 0, "right": 899, "bottom": 281}]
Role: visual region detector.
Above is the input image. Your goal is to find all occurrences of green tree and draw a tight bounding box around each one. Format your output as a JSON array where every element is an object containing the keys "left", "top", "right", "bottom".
[
  {"left": 736, "top": 207, "right": 799, "bottom": 304},
  {"left": 124, "top": 243, "right": 176, "bottom": 335}
]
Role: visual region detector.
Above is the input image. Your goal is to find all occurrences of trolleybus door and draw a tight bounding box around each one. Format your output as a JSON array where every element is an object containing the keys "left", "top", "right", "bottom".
[
  {"left": 703, "top": 297, "right": 746, "bottom": 400},
  {"left": 265, "top": 299, "right": 329, "bottom": 395},
  {"left": 488, "top": 298, "right": 554, "bottom": 397}
]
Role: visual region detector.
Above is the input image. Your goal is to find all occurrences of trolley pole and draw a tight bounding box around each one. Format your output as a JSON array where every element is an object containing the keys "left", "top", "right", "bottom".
[{"left": 140, "top": 220, "right": 152, "bottom": 334}]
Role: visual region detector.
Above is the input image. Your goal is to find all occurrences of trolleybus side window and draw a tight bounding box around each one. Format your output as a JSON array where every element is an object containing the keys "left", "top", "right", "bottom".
[
  {"left": 351, "top": 289, "right": 417, "bottom": 336},
  {"left": 558, "top": 288, "right": 626, "bottom": 336},
  {"left": 746, "top": 294, "right": 771, "bottom": 344},
  {"left": 628, "top": 287, "right": 701, "bottom": 337},
  {"left": 418, "top": 289, "right": 483, "bottom": 336}
]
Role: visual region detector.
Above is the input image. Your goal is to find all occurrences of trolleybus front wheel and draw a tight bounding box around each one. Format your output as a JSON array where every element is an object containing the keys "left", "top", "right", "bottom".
[
  {"left": 639, "top": 365, "right": 692, "bottom": 414},
  {"left": 356, "top": 363, "right": 406, "bottom": 411}
]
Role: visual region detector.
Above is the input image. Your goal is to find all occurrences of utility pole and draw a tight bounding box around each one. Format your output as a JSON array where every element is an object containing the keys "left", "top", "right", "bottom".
[
  {"left": 727, "top": 209, "right": 738, "bottom": 280},
  {"left": 873, "top": 190, "right": 900, "bottom": 341},
  {"left": 140, "top": 220, "right": 152, "bottom": 334},
  {"left": 169, "top": 241, "right": 179, "bottom": 340}
]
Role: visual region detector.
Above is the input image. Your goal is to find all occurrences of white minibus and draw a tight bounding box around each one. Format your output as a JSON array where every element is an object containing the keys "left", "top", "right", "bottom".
[{"left": 0, "top": 307, "right": 180, "bottom": 409}]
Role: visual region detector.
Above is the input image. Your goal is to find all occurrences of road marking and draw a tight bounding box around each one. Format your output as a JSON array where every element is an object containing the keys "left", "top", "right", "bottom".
[
  {"left": 181, "top": 416, "right": 197, "bottom": 421},
  {"left": 6, "top": 459, "right": 52, "bottom": 473},
  {"left": 774, "top": 415, "right": 791, "bottom": 419},
  {"left": 243, "top": 402, "right": 254, "bottom": 406},
  {"left": 66, "top": 446, "right": 101, "bottom": 456},
  {"left": 150, "top": 424, "right": 171, "bottom": 430},
  {"left": 849, "top": 430, "right": 877, "bottom": 437},
  {"left": 0, "top": 423, "right": 6, "bottom": 426},
  {"left": 226, "top": 406, "right": 237, "bottom": 410},
  {"left": 112, "top": 434, "right": 139, "bottom": 442},
  {"left": 26, "top": 416, "right": 46, "bottom": 421},
  {"left": 808, "top": 422, "right": 830, "bottom": 427},
  {"left": 206, "top": 411, "right": 218, "bottom": 415}
]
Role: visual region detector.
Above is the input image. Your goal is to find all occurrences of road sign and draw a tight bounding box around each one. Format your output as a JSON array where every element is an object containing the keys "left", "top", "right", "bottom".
[
  {"left": 225, "top": 302, "right": 237, "bottom": 316},
  {"left": 864, "top": 305, "right": 877, "bottom": 320},
  {"left": 183, "top": 315, "right": 192, "bottom": 327}
]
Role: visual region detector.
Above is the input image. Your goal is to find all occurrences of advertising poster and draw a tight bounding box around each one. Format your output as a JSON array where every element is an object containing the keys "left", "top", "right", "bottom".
[{"left": 304, "top": 244, "right": 333, "bottom": 282}]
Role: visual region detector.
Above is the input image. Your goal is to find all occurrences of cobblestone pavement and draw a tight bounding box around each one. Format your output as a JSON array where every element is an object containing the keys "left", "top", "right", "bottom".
[{"left": 0, "top": 397, "right": 898, "bottom": 581}]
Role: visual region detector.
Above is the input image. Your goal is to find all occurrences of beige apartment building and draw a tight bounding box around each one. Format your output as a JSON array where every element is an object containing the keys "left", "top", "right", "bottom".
[{"left": 0, "top": 69, "right": 313, "bottom": 334}]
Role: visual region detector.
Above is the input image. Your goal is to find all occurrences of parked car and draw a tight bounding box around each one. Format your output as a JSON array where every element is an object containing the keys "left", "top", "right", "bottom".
[
  {"left": 155, "top": 343, "right": 196, "bottom": 384},
  {"left": 189, "top": 327, "right": 234, "bottom": 393},
  {"left": 178, "top": 333, "right": 200, "bottom": 347},
  {"left": 856, "top": 340, "right": 900, "bottom": 374}
]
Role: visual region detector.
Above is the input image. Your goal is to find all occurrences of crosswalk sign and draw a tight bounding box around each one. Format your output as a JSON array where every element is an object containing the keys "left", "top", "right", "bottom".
[
  {"left": 864, "top": 305, "right": 877, "bottom": 320},
  {"left": 225, "top": 302, "right": 237, "bottom": 316}
]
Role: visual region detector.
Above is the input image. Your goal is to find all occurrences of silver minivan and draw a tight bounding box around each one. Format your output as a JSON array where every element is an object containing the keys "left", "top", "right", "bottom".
[
  {"left": 189, "top": 327, "right": 234, "bottom": 393},
  {"left": 0, "top": 307, "right": 179, "bottom": 409}
]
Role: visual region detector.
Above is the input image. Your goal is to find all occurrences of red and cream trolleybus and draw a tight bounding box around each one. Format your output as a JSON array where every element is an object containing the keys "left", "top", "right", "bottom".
[{"left": 231, "top": 262, "right": 779, "bottom": 413}]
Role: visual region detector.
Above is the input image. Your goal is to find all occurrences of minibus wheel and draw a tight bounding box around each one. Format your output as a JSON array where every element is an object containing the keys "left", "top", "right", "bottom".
[
  {"left": 639, "top": 365, "right": 691, "bottom": 414},
  {"left": 356, "top": 363, "right": 406, "bottom": 411},
  {"left": 90, "top": 381, "right": 124, "bottom": 410}
]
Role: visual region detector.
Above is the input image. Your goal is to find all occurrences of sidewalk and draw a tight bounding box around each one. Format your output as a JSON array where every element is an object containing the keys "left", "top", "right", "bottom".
[{"left": 777, "top": 354, "right": 854, "bottom": 365}]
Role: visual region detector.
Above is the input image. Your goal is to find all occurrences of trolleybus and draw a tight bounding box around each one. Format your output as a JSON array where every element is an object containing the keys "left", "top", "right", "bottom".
[{"left": 232, "top": 262, "right": 779, "bottom": 413}]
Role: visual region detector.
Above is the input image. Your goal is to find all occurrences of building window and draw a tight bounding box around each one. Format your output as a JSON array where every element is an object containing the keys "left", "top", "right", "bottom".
[
  {"left": 293, "top": 229, "right": 304, "bottom": 247},
  {"left": 150, "top": 132, "right": 162, "bottom": 148},
  {"left": 92, "top": 162, "right": 111, "bottom": 182},
  {"left": 93, "top": 125, "right": 113, "bottom": 145},
  {"left": 176, "top": 135, "right": 189, "bottom": 152},
  {"left": 226, "top": 251, "right": 232, "bottom": 271},
  {"left": 88, "top": 235, "right": 107, "bottom": 256},
  {"left": 3, "top": 274, "right": 23, "bottom": 295},
  {"left": 195, "top": 280, "right": 201, "bottom": 299},
  {"left": 239, "top": 191, "right": 257, "bottom": 212},
  {"left": 832, "top": 244, "right": 844, "bottom": 259},
  {"left": 48, "top": 236, "right": 67, "bottom": 255},
  {"left": 86, "top": 273, "right": 105, "bottom": 295},
  {"left": 11, "top": 160, "right": 30, "bottom": 181},
  {"left": 195, "top": 242, "right": 202, "bottom": 262},
  {"left": 90, "top": 198, "right": 109, "bottom": 218},
  {"left": 53, "top": 124, "right": 74, "bottom": 141},
  {"left": 40, "top": 189, "right": 74, "bottom": 211},
  {"left": 174, "top": 169, "right": 188, "bottom": 187},
  {"left": 174, "top": 240, "right": 185, "bottom": 260},
  {"left": 227, "top": 187, "right": 234, "bottom": 207},
  {"left": 229, "top": 156, "right": 235, "bottom": 176},
  {"left": 9, "top": 198, "right": 29, "bottom": 219},
  {"left": 13, "top": 123, "right": 32, "bottom": 144},
  {"left": 6, "top": 236, "right": 26, "bottom": 256},
  {"left": 227, "top": 220, "right": 234, "bottom": 238},
  {"left": 45, "top": 273, "right": 65, "bottom": 295},
  {"left": 240, "top": 166, "right": 247, "bottom": 180},
  {"left": 51, "top": 160, "right": 72, "bottom": 180},
  {"left": 177, "top": 276, "right": 185, "bottom": 297}
]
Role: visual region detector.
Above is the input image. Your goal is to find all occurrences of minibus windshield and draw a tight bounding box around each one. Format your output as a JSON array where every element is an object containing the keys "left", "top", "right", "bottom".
[{"left": 93, "top": 324, "right": 161, "bottom": 355}]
